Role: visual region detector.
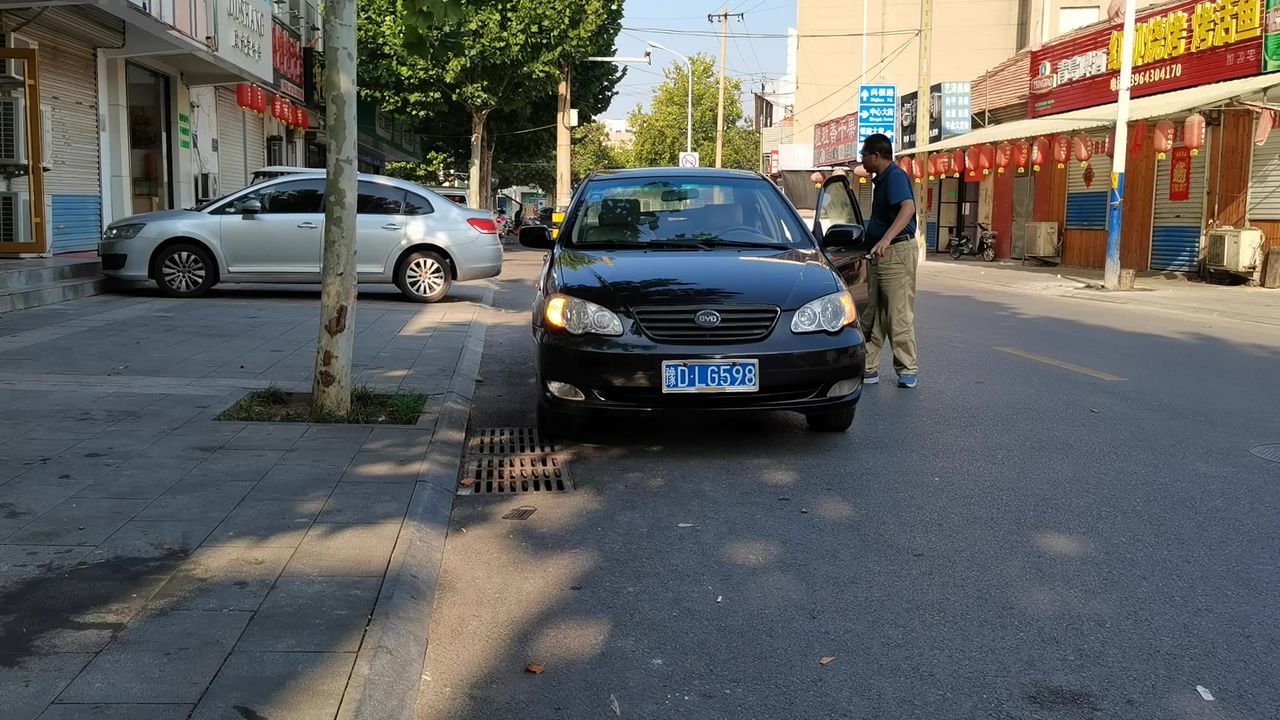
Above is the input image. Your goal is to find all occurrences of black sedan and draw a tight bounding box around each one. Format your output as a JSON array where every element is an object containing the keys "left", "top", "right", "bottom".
[{"left": 519, "top": 168, "right": 871, "bottom": 435}]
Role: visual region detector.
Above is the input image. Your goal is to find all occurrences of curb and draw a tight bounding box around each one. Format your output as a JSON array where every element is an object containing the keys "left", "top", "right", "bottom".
[{"left": 338, "top": 285, "right": 495, "bottom": 720}]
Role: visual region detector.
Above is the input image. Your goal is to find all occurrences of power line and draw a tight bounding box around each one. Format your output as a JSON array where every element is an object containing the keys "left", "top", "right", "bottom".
[
  {"left": 623, "top": 25, "right": 920, "bottom": 39},
  {"left": 787, "top": 32, "right": 919, "bottom": 138}
]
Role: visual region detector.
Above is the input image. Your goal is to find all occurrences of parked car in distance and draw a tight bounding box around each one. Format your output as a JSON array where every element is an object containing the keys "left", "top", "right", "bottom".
[
  {"left": 101, "top": 173, "right": 503, "bottom": 303},
  {"left": 521, "top": 168, "right": 870, "bottom": 435}
]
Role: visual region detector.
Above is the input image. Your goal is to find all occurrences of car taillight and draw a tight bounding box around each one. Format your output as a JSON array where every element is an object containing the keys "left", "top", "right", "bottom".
[{"left": 467, "top": 218, "right": 498, "bottom": 234}]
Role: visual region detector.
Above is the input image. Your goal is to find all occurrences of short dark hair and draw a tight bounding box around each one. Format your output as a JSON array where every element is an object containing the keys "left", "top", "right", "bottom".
[{"left": 862, "top": 133, "right": 894, "bottom": 160}]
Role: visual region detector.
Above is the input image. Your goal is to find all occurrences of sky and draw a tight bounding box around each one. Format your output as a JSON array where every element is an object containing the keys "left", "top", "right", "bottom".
[{"left": 601, "top": 0, "right": 798, "bottom": 123}]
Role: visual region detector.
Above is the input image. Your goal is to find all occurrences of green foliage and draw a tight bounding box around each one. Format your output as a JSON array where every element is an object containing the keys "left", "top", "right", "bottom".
[
  {"left": 383, "top": 154, "right": 451, "bottom": 185},
  {"left": 627, "top": 54, "right": 761, "bottom": 171},
  {"left": 572, "top": 122, "right": 622, "bottom": 183}
]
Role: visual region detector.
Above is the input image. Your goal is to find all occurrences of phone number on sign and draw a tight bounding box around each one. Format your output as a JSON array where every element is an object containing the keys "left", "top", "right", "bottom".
[{"left": 1110, "top": 63, "right": 1183, "bottom": 91}]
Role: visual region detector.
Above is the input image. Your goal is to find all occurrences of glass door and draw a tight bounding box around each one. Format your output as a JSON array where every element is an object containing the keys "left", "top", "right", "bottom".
[{"left": 126, "top": 63, "right": 172, "bottom": 215}]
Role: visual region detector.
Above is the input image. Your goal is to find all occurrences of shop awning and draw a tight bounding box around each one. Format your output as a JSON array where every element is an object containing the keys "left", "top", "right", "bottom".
[{"left": 906, "top": 73, "right": 1280, "bottom": 154}]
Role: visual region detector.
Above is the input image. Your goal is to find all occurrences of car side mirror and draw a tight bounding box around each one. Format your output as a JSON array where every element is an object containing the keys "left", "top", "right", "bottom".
[
  {"left": 238, "top": 199, "right": 263, "bottom": 215},
  {"left": 822, "top": 223, "right": 864, "bottom": 249},
  {"left": 519, "top": 225, "right": 554, "bottom": 250}
]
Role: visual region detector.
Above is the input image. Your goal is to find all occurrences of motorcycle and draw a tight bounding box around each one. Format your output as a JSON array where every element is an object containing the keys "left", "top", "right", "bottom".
[{"left": 949, "top": 223, "right": 998, "bottom": 262}]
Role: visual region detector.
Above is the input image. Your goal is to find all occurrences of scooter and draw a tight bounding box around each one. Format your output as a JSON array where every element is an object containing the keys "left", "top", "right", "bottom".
[{"left": 949, "top": 223, "right": 998, "bottom": 262}]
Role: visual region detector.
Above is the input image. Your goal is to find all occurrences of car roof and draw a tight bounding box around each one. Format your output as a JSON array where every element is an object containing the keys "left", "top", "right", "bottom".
[
  {"left": 427, "top": 187, "right": 467, "bottom": 194},
  {"left": 588, "top": 167, "right": 764, "bottom": 181},
  {"left": 253, "top": 166, "right": 311, "bottom": 173}
]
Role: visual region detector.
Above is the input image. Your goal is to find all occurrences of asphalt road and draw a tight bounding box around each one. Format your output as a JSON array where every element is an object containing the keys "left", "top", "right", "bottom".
[{"left": 415, "top": 248, "right": 1280, "bottom": 720}]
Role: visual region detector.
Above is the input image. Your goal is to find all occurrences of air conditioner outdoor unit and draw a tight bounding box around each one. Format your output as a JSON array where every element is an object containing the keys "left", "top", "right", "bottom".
[
  {"left": 0, "top": 96, "right": 27, "bottom": 168},
  {"left": 0, "top": 34, "right": 25, "bottom": 87},
  {"left": 0, "top": 190, "right": 31, "bottom": 245},
  {"left": 1205, "top": 228, "right": 1264, "bottom": 272},
  {"left": 1025, "top": 221, "right": 1059, "bottom": 256},
  {"left": 195, "top": 172, "right": 219, "bottom": 203}
]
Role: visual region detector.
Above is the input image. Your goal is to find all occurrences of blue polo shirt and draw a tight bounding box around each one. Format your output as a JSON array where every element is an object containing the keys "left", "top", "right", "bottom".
[{"left": 865, "top": 162, "right": 917, "bottom": 243}]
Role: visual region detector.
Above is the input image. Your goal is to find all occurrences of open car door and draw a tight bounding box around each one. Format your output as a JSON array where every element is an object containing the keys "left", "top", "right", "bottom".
[{"left": 812, "top": 174, "right": 870, "bottom": 315}]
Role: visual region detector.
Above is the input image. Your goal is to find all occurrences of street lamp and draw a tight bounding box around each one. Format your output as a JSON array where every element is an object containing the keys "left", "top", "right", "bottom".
[{"left": 646, "top": 42, "right": 693, "bottom": 155}]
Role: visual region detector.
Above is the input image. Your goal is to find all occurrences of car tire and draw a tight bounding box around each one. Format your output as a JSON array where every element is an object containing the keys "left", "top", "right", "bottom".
[
  {"left": 805, "top": 405, "right": 856, "bottom": 432},
  {"left": 153, "top": 242, "right": 217, "bottom": 298},
  {"left": 396, "top": 250, "right": 452, "bottom": 303}
]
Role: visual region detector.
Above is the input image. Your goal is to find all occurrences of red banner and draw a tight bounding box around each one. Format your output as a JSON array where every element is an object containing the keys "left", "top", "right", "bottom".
[
  {"left": 1029, "top": 0, "right": 1264, "bottom": 117},
  {"left": 1168, "top": 146, "right": 1192, "bottom": 201},
  {"left": 812, "top": 113, "right": 859, "bottom": 167}
]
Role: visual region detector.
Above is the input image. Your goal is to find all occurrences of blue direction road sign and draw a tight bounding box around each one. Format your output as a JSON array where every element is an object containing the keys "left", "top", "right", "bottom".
[{"left": 858, "top": 84, "right": 897, "bottom": 146}]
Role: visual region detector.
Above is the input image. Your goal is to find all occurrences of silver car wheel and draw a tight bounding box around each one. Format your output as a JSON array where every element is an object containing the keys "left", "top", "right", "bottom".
[
  {"left": 406, "top": 256, "right": 446, "bottom": 297},
  {"left": 162, "top": 251, "right": 207, "bottom": 293}
]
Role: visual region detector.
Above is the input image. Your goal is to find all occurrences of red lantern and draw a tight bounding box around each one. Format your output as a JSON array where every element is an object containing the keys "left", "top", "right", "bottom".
[
  {"left": 1014, "top": 140, "right": 1031, "bottom": 173},
  {"left": 1031, "top": 137, "right": 1050, "bottom": 172},
  {"left": 1073, "top": 135, "right": 1093, "bottom": 168},
  {"left": 1153, "top": 119, "right": 1175, "bottom": 159},
  {"left": 910, "top": 156, "right": 925, "bottom": 182},
  {"left": 965, "top": 146, "right": 982, "bottom": 178},
  {"left": 236, "top": 84, "right": 252, "bottom": 110},
  {"left": 926, "top": 154, "right": 940, "bottom": 179},
  {"left": 951, "top": 149, "right": 965, "bottom": 178},
  {"left": 1131, "top": 119, "right": 1148, "bottom": 156},
  {"left": 979, "top": 144, "right": 995, "bottom": 175},
  {"left": 995, "top": 142, "right": 1013, "bottom": 174},
  {"left": 1053, "top": 134, "right": 1070, "bottom": 168},
  {"left": 935, "top": 153, "right": 951, "bottom": 178},
  {"left": 1184, "top": 113, "right": 1206, "bottom": 156},
  {"left": 250, "top": 87, "right": 265, "bottom": 114},
  {"left": 852, "top": 164, "right": 869, "bottom": 183},
  {"left": 271, "top": 96, "right": 284, "bottom": 122}
]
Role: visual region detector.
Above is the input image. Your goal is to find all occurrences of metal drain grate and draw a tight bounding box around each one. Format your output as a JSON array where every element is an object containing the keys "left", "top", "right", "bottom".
[
  {"left": 1250, "top": 443, "right": 1280, "bottom": 464},
  {"left": 461, "top": 427, "right": 572, "bottom": 494},
  {"left": 469, "top": 427, "right": 557, "bottom": 455}
]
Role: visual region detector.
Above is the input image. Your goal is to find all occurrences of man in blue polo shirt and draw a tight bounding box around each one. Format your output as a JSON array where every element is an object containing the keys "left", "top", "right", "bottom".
[{"left": 859, "top": 133, "right": 919, "bottom": 388}]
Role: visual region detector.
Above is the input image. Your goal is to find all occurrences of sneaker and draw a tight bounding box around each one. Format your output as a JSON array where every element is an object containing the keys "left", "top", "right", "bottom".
[
  {"left": 897, "top": 374, "right": 918, "bottom": 388},
  {"left": 864, "top": 372, "right": 880, "bottom": 385}
]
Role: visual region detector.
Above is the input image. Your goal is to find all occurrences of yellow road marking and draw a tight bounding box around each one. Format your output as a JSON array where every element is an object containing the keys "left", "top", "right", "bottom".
[{"left": 994, "top": 346, "right": 1127, "bottom": 382}]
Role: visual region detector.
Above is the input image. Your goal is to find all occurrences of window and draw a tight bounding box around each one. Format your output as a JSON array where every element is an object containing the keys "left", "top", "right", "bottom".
[
  {"left": 358, "top": 182, "right": 406, "bottom": 214},
  {"left": 1059, "top": 6, "right": 1101, "bottom": 34},
  {"left": 403, "top": 192, "right": 433, "bottom": 216},
  {"left": 228, "top": 179, "right": 325, "bottom": 214}
]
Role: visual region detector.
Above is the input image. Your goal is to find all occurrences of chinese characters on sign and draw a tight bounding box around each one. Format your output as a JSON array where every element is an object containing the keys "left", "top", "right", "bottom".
[
  {"left": 1169, "top": 147, "right": 1193, "bottom": 201},
  {"left": 812, "top": 113, "right": 860, "bottom": 166},
  {"left": 273, "top": 19, "right": 305, "bottom": 103},
  {"left": 1030, "top": 0, "right": 1265, "bottom": 116},
  {"left": 858, "top": 85, "right": 897, "bottom": 146},
  {"left": 227, "top": 0, "right": 266, "bottom": 62}
]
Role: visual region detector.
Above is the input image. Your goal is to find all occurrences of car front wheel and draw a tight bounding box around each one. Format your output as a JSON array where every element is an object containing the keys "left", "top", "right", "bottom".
[
  {"left": 396, "top": 250, "right": 452, "bottom": 303},
  {"left": 805, "top": 405, "right": 856, "bottom": 432},
  {"left": 154, "top": 243, "right": 216, "bottom": 298}
]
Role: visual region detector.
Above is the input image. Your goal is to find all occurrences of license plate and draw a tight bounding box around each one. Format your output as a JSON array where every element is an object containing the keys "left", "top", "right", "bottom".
[{"left": 661, "top": 360, "right": 759, "bottom": 393}]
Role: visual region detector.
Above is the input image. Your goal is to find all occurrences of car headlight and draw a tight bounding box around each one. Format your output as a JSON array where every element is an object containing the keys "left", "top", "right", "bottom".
[
  {"left": 545, "top": 294, "right": 624, "bottom": 336},
  {"left": 103, "top": 223, "right": 146, "bottom": 240},
  {"left": 791, "top": 290, "right": 857, "bottom": 333}
]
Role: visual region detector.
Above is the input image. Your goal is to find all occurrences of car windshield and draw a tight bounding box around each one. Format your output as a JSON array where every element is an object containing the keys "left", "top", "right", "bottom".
[{"left": 566, "top": 176, "right": 809, "bottom": 249}]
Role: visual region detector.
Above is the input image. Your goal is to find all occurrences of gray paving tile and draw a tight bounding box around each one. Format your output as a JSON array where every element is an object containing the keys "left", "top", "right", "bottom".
[
  {"left": 245, "top": 463, "right": 344, "bottom": 501},
  {"left": 88, "top": 520, "right": 218, "bottom": 561},
  {"left": 5, "top": 498, "right": 149, "bottom": 546},
  {"left": 360, "top": 427, "right": 432, "bottom": 454},
  {"left": 0, "top": 438, "right": 84, "bottom": 464},
  {"left": 58, "top": 610, "right": 252, "bottom": 704},
  {"left": 279, "top": 441, "right": 361, "bottom": 466},
  {"left": 63, "top": 435, "right": 154, "bottom": 464},
  {"left": 73, "top": 459, "right": 198, "bottom": 500},
  {"left": 283, "top": 523, "right": 401, "bottom": 577},
  {"left": 204, "top": 499, "right": 322, "bottom": 548},
  {"left": 189, "top": 651, "right": 355, "bottom": 720},
  {"left": 37, "top": 704, "right": 193, "bottom": 720},
  {"left": 222, "top": 424, "right": 307, "bottom": 450},
  {"left": 0, "top": 473, "right": 98, "bottom": 538},
  {"left": 183, "top": 449, "right": 283, "bottom": 485},
  {"left": 318, "top": 482, "right": 414, "bottom": 524},
  {"left": 0, "top": 653, "right": 94, "bottom": 720},
  {"left": 135, "top": 479, "right": 256, "bottom": 523},
  {"left": 340, "top": 452, "right": 424, "bottom": 483},
  {"left": 149, "top": 545, "right": 294, "bottom": 611},
  {"left": 300, "top": 425, "right": 373, "bottom": 442},
  {"left": 0, "top": 545, "right": 93, "bottom": 580},
  {"left": 237, "top": 577, "right": 380, "bottom": 652}
]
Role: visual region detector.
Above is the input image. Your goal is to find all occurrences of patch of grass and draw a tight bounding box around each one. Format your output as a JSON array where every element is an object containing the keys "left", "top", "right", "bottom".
[{"left": 218, "top": 385, "right": 427, "bottom": 425}]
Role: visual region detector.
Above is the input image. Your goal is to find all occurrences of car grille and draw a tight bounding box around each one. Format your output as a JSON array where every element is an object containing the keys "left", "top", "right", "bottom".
[{"left": 632, "top": 305, "right": 780, "bottom": 343}]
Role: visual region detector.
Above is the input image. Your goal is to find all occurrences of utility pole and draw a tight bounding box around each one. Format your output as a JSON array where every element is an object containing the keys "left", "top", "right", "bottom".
[
  {"left": 555, "top": 67, "right": 572, "bottom": 211},
  {"left": 709, "top": 9, "right": 743, "bottom": 168},
  {"left": 1104, "top": 0, "right": 1137, "bottom": 290},
  {"left": 312, "top": 0, "right": 357, "bottom": 417},
  {"left": 915, "top": 0, "right": 932, "bottom": 240}
]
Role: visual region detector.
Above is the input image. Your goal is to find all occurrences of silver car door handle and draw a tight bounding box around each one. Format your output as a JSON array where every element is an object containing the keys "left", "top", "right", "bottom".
[
  {"left": 297, "top": 222, "right": 319, "bottom": 229},
  {"left": 381, "top": 223, "right": 403, "bottom": 231}
]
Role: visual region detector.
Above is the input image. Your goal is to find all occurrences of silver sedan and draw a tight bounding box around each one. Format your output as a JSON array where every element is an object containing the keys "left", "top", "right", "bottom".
[{"left": 99, "top": 173, "right": 503, "bottom": 302}]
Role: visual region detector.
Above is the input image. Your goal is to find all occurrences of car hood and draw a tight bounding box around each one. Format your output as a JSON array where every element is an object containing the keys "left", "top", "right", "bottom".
[
  {"left": 110, "top": 209, "right": 203, "bottom": 226},
  {"left": 552, "top": 247, "right": 840, "bottom": 311}
]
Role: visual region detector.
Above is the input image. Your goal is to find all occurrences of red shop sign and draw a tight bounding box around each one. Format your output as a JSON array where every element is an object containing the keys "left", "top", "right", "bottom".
[
  {"left": 1168, "top": 146, "right": 1192, "bottom": 201},
  {"left": 1029, "top": 0, "right": 1264, "bottom": 118},
  {"left": 272, "top": 19, "right": 305, "bottom": 103},
  {"left": 812, "top": 112, "right": 860, "bottom": 167}
]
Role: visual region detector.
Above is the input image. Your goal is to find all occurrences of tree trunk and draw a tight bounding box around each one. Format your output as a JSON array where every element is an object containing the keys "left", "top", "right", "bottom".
[
  {"left": 480, "top": 135, "right": 495, "bottom": 210},
  {"left": 467, "top": 107, "right": 491, "bottom": 209},
  {"left": 312, "top": 0, "right": 358, "bottom": 418}
]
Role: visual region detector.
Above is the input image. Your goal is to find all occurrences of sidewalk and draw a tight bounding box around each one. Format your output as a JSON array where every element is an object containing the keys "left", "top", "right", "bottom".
[
  {"left": 0, "top": 284, "right": 489, "bottom": 719},
  {"left": 919, "top": 257, "right": 1280, "bottom": 328}
]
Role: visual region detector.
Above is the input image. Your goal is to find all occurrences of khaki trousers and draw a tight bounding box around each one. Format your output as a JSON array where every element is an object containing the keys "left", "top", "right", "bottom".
[{"left": 861, "top": 240, "right": 918, "bottom": 375}]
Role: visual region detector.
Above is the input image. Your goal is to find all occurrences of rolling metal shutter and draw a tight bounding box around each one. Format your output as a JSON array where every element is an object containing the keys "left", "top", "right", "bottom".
[
  {"left": 216, "top": 87, "right": 247, "bottom": 192},
  {"left": 1151, "top": 138, "right": 1209, "bottom": 271},
  {"left": 1248, "top": 131, "right": 1280, "bottom": 220},
  {"left": 1064, "top": 145, "right": 1111, "bottom": 230},
  {"left": 15, "top": 9, "right": 120, "bottom": 252},
  {"left": 245, "top": 110, "right": 265, "bottom": 180}
]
